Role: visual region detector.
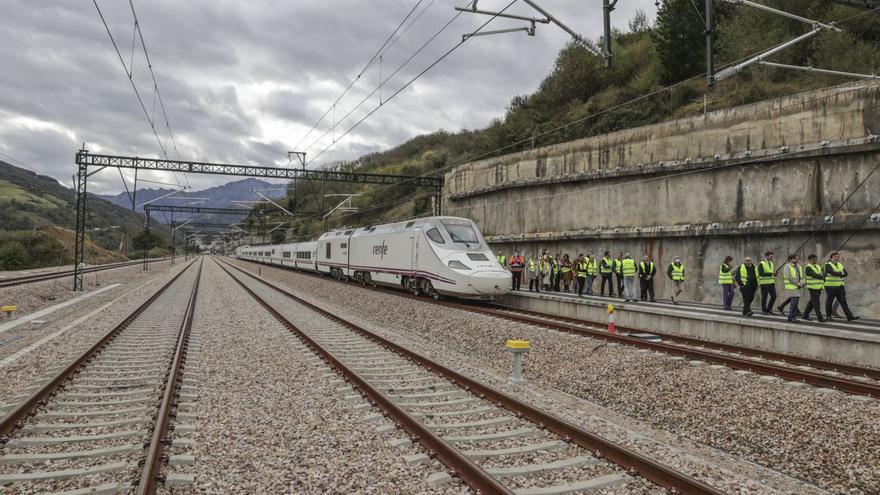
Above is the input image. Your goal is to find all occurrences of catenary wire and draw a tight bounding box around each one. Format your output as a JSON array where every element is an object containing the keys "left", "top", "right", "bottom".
[
  {"left": 304, "top": 0, "right": 519, "bottom": 163},
  {"left": 301, "top": 1, "right": 480, "bottom": 158},
  {"left": 292, "top": 0, "right": 428, "bottom": 152}
]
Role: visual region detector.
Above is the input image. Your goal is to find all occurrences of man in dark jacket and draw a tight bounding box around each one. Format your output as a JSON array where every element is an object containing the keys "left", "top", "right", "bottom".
[
  {"left": 638, "top": 254, "right": 656, "bottom": 302},
  {"left": 735, "top": 256, "right": 759, "bottom": 317}
]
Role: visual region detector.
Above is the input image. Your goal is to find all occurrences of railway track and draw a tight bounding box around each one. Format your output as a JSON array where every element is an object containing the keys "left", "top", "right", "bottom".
[
  {"left": 0, "top": 258, "right": 200, "bottom": 494},
  {"left": 233, "top": 258, "right": 880, "bottom": 399},
  {"left": 216, "top": 258, "right": 722, "bottom": 495},
  {"left": 0, "top": 258, "right": 170, "bottom": 289}
]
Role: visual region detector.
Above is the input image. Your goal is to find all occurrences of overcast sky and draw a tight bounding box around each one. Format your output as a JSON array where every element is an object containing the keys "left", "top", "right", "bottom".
[{"left": 0, "top": 0, "right": 656, "bottom": 194}]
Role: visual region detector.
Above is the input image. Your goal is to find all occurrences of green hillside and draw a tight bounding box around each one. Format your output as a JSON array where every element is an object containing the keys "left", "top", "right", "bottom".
[
  {"left": 0, "top": 161, "right": 171, "bottom": 270},
  {"left": 279, "top": 0, "right": 879, "bottom": 240}
]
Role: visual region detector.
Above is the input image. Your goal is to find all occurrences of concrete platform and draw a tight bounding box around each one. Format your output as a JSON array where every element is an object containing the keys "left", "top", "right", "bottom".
[{"left": 503, "top": 290, "right": 880, "bottom": 368}]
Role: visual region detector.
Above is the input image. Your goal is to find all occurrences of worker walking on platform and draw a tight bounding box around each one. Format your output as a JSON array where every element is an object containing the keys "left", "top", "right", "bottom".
[
  {"left": 736, "top": 257, "right": 759, "bottom": 316},
  {"left": 780, "top": 254, "right": 805, "bottom": 322},
  {"left": 638, "top": 254, "right": 656, "bottom": 302},
  {"left": 667, "top": 257, "right": 685, "bottom": 304},
  {"left": 600, "top": 251, "right": 615, "bottom": 297},
  {"left": 824, "top": 252, "right": 860, "bottom": 322},
  {"left": 758, "top": 251, "right": 777, "bottom": 315},
  {"left": 561, "top": 254, "right": 572, "bottom": 292},
  {"left": 541, "top": 254, "right": 553, "bottom": 291},
  {"left": 614, "top": 252, "right": 625, "bottom": 298},
  {"left": 802, "top": 254, "right": 825, "bottom": 322},
  {"left": 719, "top": 256, "right": 736, "bottom": 310},
  {"left": 575, "top": 254, "right": 588, "bottom": 296},
  {"left": 527, "top": 254, "right": 539, "bottom": 292},
  {"left": 586, "top": 252, "right": 597, "bottom": 295},
  {"left": 621, "top": 253, "right": 637, "bottom": 302},
  {"left": 509, "top": 251, "right": 524, "bottom": 291}
]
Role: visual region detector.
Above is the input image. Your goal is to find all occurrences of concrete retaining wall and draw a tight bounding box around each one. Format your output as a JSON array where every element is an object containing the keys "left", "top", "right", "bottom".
[{"left": 445, "top": 82, "right": 880, "bottom": 317}]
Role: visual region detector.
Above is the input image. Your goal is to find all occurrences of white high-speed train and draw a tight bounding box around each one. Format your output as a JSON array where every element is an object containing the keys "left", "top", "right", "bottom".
[{"left": 235, "top": 216, "right": 511, "bottom": 299}]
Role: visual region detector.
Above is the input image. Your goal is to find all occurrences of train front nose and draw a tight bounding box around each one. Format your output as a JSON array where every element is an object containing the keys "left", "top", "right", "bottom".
[{"left": 468, "top": 270, "right": 512, "bottom": 295}]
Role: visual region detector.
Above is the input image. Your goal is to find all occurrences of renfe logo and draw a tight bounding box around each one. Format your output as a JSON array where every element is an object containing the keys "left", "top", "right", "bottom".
[{"left": 372, "top": 241, "right": 388, "bottom": 259}]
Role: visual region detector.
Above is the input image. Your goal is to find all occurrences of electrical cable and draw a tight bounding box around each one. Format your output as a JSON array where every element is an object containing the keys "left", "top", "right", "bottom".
[
  {"left": 301, "top": 1, "right": 482, "bottom": 158},
  {"left": 292, "top": 0, "right": 429, "bottom": 152},
  {"left": 304, "top": 0, "right": 519, "bottom": 164}
]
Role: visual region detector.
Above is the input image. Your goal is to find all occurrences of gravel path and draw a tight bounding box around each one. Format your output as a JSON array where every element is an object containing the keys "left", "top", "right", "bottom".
[
  {"left": 229, "top": 259, "right": 880, "bottom": 495},
  {"left": 163, "top": 259, "right": 467, "bottom": 494},
  {"left": 0, "top": 259, "right": 174, "bottom": 319},
  {"left": 0, "top": 261, "right": 190, "bottom": 406}
]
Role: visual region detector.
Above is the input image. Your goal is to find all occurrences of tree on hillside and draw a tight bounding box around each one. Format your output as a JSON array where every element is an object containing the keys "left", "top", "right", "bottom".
[{"left": 652, "top": 0, "right": 709, "bottom": 84}]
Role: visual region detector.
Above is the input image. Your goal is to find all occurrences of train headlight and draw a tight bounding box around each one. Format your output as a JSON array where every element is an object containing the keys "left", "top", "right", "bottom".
[{"left": 448, "top": 260, "right": 471, "bottom": 270}]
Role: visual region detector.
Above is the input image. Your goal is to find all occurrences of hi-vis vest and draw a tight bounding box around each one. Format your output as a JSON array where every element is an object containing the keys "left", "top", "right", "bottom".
[
  {"left": 718, "top": 263, "right": 733, "bottom": 285},
  {"left": 621, "top": 259, "right": 636, "bottom": 277},
  {"left": 600, "top": 257, "right": 613, "bottom": 274},
  {"left": 540, "top": 259, "right": 551, "bottom": 274},
  {"left": 497, "top": 255, "right": 507, "bottom": 266},
  {"left": 577, "top": 261, "right": 588, "bottom": 277},
  {"left": 784, "top": 264, "right": 804, "bottom": 290},
  {"left": 758, "top": 260, "right": 775, "bottom": 285},
  {"left": 739, "top": 264, "right": 752, "bottom": 282},
  {"left": 805, "top": 263, "right": 824, "bottom": 290},
  {"left": 670, "top": 263, "right": 685, "bottom": 281},
  {"left": 824, "top": 261, "right": 845, "bottom": 287},
  {"left": 552, "top": 259, "right": 559, "bottom": 274},
  {"left": 528, "top": 259, "right": 536, "bottom": 272},
  {"left": 587, "top": 259, "right": 598, "bottom": 276},
  {"left": 639, "top": 261, "right": 654, "bottom": 276},
  {"left": 561, "top": 261, "right": 571, "bottom": 273}
]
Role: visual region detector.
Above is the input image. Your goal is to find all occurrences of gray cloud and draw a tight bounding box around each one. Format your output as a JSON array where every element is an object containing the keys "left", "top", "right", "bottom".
[{"left": 0, "top": 0, "right": 657, "bottom": 194}]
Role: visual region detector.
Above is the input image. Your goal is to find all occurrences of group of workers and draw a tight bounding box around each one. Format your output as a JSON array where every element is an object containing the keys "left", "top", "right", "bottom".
[
  {"left": 497, "top": 249, "right": 859, "bottom": 323},
  {"left": 719, "top": 250, "right": 859, "bottom": 322},
  {"left": 498, "top": 250, "right": 662, "bottom": 303}
]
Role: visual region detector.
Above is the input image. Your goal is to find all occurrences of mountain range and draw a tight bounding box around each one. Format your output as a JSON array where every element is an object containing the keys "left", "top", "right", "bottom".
[{"left": 98, "top": 178, "right": 287, "bottom": 223}]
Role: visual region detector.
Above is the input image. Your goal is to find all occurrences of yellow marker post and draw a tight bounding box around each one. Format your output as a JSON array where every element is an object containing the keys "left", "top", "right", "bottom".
[
  {"left": 1, "top": 305, "right": 16, "bottom": 319},
  {"left": 505, "top": 339, "right": 530, "bottom": 383}
]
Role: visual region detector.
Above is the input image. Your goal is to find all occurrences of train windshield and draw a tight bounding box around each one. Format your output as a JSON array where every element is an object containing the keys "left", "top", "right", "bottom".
[{"left": 441, "top": 220, "right": 480, "bottom": 247}]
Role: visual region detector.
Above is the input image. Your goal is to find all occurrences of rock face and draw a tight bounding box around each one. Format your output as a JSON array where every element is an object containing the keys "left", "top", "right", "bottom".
[{"left": 444, "top": 81, "right": 880, "bottom": 316}]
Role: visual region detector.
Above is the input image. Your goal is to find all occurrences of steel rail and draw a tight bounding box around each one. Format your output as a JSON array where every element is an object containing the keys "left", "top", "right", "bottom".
[
  {"left": 482, "top": 304, "right": 880, "bottom": 381},
  {"left": 137, "top": 258, "right": 202, "bottom": 494},
  {"left": 234, "top": 257, "right": 880, "bottom": 386},
  {"left": 217, "top": 258, "right": 723, "bottom": 495},
  {"left": 0, "top": 259, "right": 196, "bottom": 438},
  {"left": 0, "top": 257, "right": 171, "bottom": 289},
  {"left": 439, "top": 301, "right": 880, "bottom": 397},
  {"left": 215, "top": 259, "right": 512, "bottom": 494}
]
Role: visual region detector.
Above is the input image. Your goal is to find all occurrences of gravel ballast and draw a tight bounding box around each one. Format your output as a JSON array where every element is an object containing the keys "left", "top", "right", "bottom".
[
  {"left": 167, "top": 259, "right": 467, "bottom": 494},
  {"left": 229, "top": 259, "right": 880, "bottom": 494}
]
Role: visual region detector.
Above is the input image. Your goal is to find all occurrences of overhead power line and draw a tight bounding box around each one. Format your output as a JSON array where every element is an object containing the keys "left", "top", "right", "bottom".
[
  {"left": 92, "top": 0, "right": 188, "bottom": 188},
  {"left": 304, "top": 1, "right": 516, "bottom": 165},
  {"left": 291, "top": 0, "right": 429, "bottom": 152}
]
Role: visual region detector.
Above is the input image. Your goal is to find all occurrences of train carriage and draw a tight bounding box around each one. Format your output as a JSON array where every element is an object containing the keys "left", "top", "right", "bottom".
[{"left": 236, "top": 216, "right": 510, "bottom": 300}]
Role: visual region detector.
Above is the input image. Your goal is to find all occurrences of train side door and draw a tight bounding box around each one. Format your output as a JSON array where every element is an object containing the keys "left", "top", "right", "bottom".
[{"left": 411, "top": 229, "right": 419, "bottom": 275}]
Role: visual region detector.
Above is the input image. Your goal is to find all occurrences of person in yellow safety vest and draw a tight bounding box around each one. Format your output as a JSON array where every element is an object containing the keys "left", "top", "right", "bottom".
[
  {"left": 497, "top": 253, "right": 507, "bottom": 269},
  {"left": 667, "top": 257, "right": 685, "bottom": 305},
  {"left": 779, "top": 254, "right": 805, "bottom": 322},
  {"left": 824, "top": 252, "right": 859, "bottom": 321},
  {"left": 552, "top": 253, "right": 561, "bottom": 292},
  {"left": 719, "top": 255, "right": 736, "bottom": 310},
  {"left": 585, "top": 252, "right": 598, "bottom": 295},
  {"left": 540, "top": 254, "right": 553, "bottom": 291},
  {"left": 575, "top": 253, "right": 588, "bottom": 296},
  {"left": 614, "top": 251, "right": 625, "bottom": 298},
  {"left": 758, "top": 251, "right": 777, "bottom": 315},
  {"left": 638, "top": 254, "right": 656, "bottom": 302},
  {"left": 621, "top": 253, "right": 637, "bottom": 302},
  {"left": 527, "top": 254, "right": 540, "bottom": 292},
  {"left": 735, "top": 256, "right": 759, "bottom": 316},
  {"left": 600, "top": 250, "right": 615, "bottom": 297},
  {"left": 561, "top": 254, "right": 573, "bottom": 292},
  {"left": 801, "top": 254, "right": 826, "bottom": 322}
]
